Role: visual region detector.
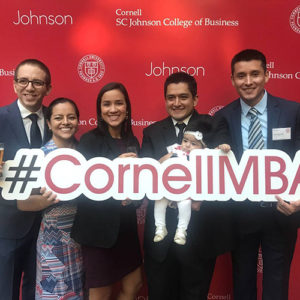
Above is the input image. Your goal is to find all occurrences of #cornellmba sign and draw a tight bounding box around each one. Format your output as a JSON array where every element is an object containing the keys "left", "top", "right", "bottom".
[{"left": 1, "top": 149, "right": 300, "bottom": 202}]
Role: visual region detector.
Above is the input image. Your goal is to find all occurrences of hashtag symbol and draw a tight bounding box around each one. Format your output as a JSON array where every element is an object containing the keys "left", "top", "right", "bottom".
[{"left": 6, "top": 154, "right": 41, "bottom": 193}]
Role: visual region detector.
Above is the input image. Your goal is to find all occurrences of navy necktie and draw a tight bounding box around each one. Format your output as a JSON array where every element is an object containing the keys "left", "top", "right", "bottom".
[
  {"left": 248, "top": 107, "right": 264, "bottom": 149},
  {"left": 28, "top": 114, "right": 42, "bottom": 148},
  {"left": 176, "top": 123, "right": 186, "bottom": 144}
]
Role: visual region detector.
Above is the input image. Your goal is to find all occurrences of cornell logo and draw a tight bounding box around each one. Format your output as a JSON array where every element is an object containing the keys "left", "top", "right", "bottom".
[
  {"left": 290, "top": 6, "right": 300, "bottom": 34},
  {"left": 208, "top": 105, "right": 224, "bottom": 116},
  {"left": 77, "top": 54, "right": 105, "bottom": 83}
]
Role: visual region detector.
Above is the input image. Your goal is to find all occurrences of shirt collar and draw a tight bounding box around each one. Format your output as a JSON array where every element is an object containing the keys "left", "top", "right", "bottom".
[
  {"left": 240, "top": 90, "right": 268, "bottom": 116},
  {"left": 171, "top": 114, "right": 192, "bottom": 126},
  {"left": 17, "top": 99, "right": 44, "bottom": 119}
]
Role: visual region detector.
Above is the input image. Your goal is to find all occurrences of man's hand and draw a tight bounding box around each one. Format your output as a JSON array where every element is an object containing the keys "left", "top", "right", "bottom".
[
  {"left": 119, "top": 152, "right": 137, "bottom": 158},
  {"left": 191, "top": 201, "right": 202, "bottom": 211},
  {"left": 121, "top": 199, "right": 132, "bottom": 206},
  {"left": 276, "top": 195, "right": 300, "bottom": 216}
]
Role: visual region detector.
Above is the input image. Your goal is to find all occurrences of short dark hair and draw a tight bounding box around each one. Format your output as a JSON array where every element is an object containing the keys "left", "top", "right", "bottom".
[
  {"left": 185, "top": 118, "right": 212, "bottom": 133},
  {"left": 46, "top": 97, "right": 79, "bottom": 121},
  {"left": 185, "top": 118, "right": 213, "bottom": 147},
  {"left": 164, "top": 72, "right": 197, "bottom": 98},
  {"left": 14, "top": 59, "right": 51, "bottom": 85},
  {"left": 231, "top": 49, "right": 267, "bottom": 75},
  {"left": 96, "top": 82, "right": 133, "bottom": 138}
]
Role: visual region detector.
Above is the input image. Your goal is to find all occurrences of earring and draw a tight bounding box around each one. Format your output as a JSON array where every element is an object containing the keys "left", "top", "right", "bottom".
[{"left": 125, "top": 111, "right": 128, "bottom": 120}]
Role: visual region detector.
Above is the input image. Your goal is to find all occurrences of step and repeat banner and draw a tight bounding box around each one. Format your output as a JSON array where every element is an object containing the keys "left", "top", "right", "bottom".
[{"left": 0, "top": 0, "right": 300, "bottom": 299}]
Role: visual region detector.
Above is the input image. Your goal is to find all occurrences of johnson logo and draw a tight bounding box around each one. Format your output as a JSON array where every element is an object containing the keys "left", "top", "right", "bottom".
[
  {"left": 290, "top": 6, "right": 300, "bottom": 34},
  {"left": 77, "top": 54, "right": 105, "bottom": 83},
  {"left": 145, "top": 61, "right": 205, "bottom": 77},
  {"left": 13, "top": 10, "right": 73, "bottom": 25}
]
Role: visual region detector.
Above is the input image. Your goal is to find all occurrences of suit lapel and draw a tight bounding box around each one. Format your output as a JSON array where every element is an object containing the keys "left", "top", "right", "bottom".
[
  {"left": 7, "top": 101, "right": 30, "bottom": 147},
  {"left": 231, "top": 101, "right": 243, "bottom": 160},
  {"left": 161, "top": 117, "right": 177, "bottom": 146},
  {"left": 42, "top": 106, "right": 51, "bottom": 144},
  {"left": 266, "top": 95, "right": 280, "bottom": 149},
  {"left": 189, "top": 110, "right": 200, "bottom": 123}
]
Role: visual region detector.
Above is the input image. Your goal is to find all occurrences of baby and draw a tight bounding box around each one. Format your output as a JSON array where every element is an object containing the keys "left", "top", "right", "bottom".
[{"left": 153, "top": 119, "right": 230, "bottom": 245}]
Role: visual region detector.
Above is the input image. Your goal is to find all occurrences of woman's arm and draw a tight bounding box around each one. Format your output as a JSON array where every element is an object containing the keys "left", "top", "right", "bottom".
[{"left": 17, "top": 187, "right": 59, "bottom": 211}]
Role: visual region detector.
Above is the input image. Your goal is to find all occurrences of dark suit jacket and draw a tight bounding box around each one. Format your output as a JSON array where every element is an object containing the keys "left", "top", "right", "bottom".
[
  {"left": 215, "top": 93, "right": 300, "bottom": 232},
  {"left": 141, "top": 110, "right": 236, "bottom": 262},
  {"left": 71, "top": 129, "right": 140, "bottom": 248},
  {"left": 0, "top": 100, "right": 51, "bottom": 239}
]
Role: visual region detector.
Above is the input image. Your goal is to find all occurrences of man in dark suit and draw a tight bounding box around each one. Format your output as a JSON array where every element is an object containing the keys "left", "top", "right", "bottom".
[
  {"left": 215, "top": 49, "right": 300, "bottom": 300},
  {"left": 0, "top": 59, "right": 52, "bottom": 300},
  {"left": 141, "top": 72, "right": 235, "bottom": 300}
]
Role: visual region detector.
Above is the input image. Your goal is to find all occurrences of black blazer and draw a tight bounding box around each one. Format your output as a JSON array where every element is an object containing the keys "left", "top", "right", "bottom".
[
  {"left": 0, "top": 100, "right": 51, "bottom": 239},
  {"left": 215, "top": 93, "right": 300, "bottom": 232},
  {"left": 71, "top": 129, "right": 140, "bottom": 248},
  {"left": 141, "top": 110, "right": 236, "bottom": 262}
]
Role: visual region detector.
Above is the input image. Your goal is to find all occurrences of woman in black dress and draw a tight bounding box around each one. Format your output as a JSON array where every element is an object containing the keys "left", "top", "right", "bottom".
[{"left": 71, "top": 82, "right": 142, "bottom": 300}]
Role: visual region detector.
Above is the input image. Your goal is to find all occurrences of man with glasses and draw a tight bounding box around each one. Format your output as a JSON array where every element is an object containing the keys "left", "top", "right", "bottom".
[{"left": 0, "top": 59, "right": 52, "bottom": 299}]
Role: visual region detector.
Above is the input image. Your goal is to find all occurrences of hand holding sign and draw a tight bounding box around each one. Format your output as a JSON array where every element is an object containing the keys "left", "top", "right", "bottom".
[
  {"left": 17, "top": 187, "right": 59, "bottom": 212},
  {"left": 276, "top": 195, "right": 300, "bottom": 216}
]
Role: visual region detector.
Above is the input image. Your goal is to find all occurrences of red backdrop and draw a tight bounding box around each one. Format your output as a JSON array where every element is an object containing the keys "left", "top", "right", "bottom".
[{"left": 1, "top": 1, "right": 300, "bottom": 298}]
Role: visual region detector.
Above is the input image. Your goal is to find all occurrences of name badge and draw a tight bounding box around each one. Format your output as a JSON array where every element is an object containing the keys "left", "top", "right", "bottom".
[{"left": 272, "top": 128, "right": 291, "bottom": 140}]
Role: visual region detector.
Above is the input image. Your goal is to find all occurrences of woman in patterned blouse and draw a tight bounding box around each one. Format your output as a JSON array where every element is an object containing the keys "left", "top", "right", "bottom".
[{"left": 17, "top": 98, "right": 84, "bottom": 299}]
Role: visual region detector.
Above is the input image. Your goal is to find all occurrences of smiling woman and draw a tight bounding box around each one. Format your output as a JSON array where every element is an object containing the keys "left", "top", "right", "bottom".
[
  {"left": 17, "top": 98, "right": 84, "bottom": 299},
  {"left": 71, "top": 82, "right": 143, "bottom": 300},
  {"left": 100, "top": 89, "right": 127, "bottom": 138},
  {"left": 47, "top": 99, "right": 79, "bottom": 148}
]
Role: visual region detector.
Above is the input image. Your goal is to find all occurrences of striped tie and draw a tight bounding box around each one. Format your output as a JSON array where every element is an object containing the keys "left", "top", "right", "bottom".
[{"left": 248, "top": 107, "right": 264, "bottom": 149}]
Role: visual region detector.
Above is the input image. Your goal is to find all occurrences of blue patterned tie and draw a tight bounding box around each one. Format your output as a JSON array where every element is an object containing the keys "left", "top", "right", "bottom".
[
  {"left": 28, "top": 113, "right": 42, "bottom": 148},
  {"left": 248, "top": 107, "right": 264, "bottom": 149}
]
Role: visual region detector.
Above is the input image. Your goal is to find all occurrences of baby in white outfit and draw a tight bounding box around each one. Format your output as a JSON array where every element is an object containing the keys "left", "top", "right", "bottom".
[{"left": 153, "top": 119, "right": 230, "bottom": 245}]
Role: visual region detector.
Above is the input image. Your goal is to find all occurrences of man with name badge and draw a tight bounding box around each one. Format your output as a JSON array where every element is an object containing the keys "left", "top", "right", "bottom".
[
  {"left": 0, "top": 59, "right": 52, "bottom": 300},
  {"left": 141, "top": 71, "right": 235, "bottom": 300},
  {"left": 215, "top": 49, "right": 300, "bottom": 300}
]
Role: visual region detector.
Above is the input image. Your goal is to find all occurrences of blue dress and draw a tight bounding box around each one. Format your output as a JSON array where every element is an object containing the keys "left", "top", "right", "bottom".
[{"left": 35, "top": 139, "right": 83, "bottom": 299}]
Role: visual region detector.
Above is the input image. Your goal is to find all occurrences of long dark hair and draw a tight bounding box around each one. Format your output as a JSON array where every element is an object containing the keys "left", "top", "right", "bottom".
[{"left": 96, "top": 82, "right": 133, "bottom": 138}]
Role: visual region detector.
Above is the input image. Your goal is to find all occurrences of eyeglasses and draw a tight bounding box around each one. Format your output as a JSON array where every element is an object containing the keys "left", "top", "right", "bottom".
[{"left": 15, "top": 78, "right": 46, "bottom": 88}]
